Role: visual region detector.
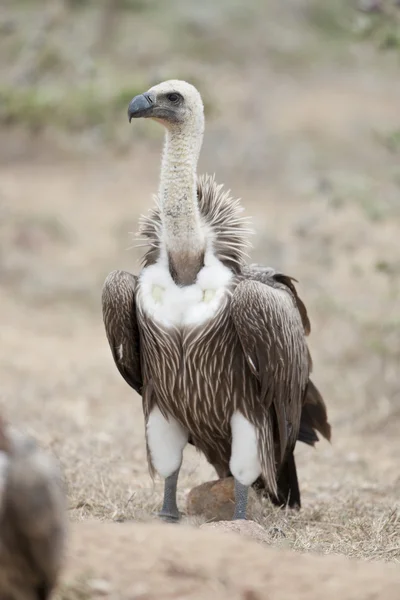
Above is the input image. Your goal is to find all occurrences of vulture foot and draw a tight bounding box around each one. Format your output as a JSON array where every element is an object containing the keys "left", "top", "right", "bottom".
[
  {"left": 158, "top": 510, "right": 181, "bottom": 523},
  {"left": 232, "top": 479, "right": 249, "bottom": 520}
]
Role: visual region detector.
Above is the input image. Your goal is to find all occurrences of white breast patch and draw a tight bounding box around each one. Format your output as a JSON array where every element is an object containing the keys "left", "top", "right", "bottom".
[{"left": 138, "top": 253, "right": 233, "bottom": 328}]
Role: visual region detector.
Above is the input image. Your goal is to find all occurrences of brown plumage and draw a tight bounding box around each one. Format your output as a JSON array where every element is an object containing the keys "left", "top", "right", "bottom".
[
  {"left": 0, "top": 419, "right": 66, "bottom": 600},
  {"left": 102, "top": 80, "right": 331, "bottom": 520},
  {"left": 103, "top": 175, "right": 331, "bottom": 513}
]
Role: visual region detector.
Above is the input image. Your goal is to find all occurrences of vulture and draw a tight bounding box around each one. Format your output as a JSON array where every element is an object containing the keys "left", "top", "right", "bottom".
[
  {"left": 102, "top": 80, "right": 331, "bottom": 522},
  {"left": 0, "top": 418, "right": 66, "bottom": 600}
]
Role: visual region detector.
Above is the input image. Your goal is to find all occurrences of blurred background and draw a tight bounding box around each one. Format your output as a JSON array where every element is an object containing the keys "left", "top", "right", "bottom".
[{"left": 0, "top": 0, "right": 399, "bottom": 558}]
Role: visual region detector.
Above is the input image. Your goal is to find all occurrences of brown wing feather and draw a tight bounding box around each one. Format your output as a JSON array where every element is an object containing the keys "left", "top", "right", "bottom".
[
  {"left": 242, "top": 264, "right": 331, "bottom": 447},
  {"left": 242, "top": 264, "right": 311, "bottom": 335},
  {"left": 102, "top": 270, "right": 142, "bottom": 396},
  {"left": 231, "top": 279, "right": 310, "bottom": 476},
  {"left": 300, "top": 379, "right": 332, "bottom": 444}
]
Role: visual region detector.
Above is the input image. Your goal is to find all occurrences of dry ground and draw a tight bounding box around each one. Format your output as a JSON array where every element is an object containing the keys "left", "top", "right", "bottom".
[
  {"left": 0, "top": 0, "right": 399, "bottom": 597},
  {"left": 56, "top": 521, "right": 400, "bottom": 600}
]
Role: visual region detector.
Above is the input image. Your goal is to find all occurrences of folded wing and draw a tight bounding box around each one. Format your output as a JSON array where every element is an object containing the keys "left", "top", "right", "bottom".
[
  {"left": 231, "top": 276, "right": 310, "bottom": 490},
  {"left": 102, "top": 270, "right": 143, "bottom": 395}
]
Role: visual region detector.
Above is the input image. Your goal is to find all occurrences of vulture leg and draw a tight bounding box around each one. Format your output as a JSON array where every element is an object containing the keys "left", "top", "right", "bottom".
[
  {"left": 147, "top": 406, "right": 188, "bottom": 523},
  {"left": 158, "top": 468, "right": 181, "bottom": 523},
  {"left": 229, "top": 411, "right": 260, "bottom": 520},
  {"left": 233, "top": 479, "right": 250, "bottom": 520}
]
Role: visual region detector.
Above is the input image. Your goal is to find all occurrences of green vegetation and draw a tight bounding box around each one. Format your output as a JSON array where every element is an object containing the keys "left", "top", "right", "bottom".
[
  {"left": 303, "top": 0, "right": 400, "bottom": 53},
  {"left": 354, "top": 3, "right": 400, "bottom": 51},
  {"left": 63, "top": 0, "right": 153, "bottom": 10},
  {"left": 376, "top": 129, "right": 400, "bottom": 154},
  {"left": 0, "top": 82, "right": 146, "bottom": 133},
  {"left": 0, "top": 0, "right": 398, "bottom": 140},
  {"left": 305, "top": 1, "right": 354, "bottom": 38}
]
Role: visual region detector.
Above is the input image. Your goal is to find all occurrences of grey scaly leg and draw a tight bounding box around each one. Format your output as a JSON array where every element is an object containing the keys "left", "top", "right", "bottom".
[
  {"left": 233, "top": 479, "right": 249, "bottom": 520},
  {"left": 158, "top": 468, "right": 181, "bottom": 523}
]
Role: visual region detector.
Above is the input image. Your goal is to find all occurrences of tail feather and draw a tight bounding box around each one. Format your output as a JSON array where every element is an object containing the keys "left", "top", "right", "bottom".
[
  {"left": 252, "top": 451, "right": 300, "bottom": 509},
  {"left": 253, "top": 379, "right": 331, "bottom": 509},
  {"left": 299, "top": 379, "right": 331, "bottom": 445},
  {"left": 273, "top": 451, "right": 301, "bottom": 509},
  {"left": 297, "top": 421, "right": 319, "bottom": 446}
]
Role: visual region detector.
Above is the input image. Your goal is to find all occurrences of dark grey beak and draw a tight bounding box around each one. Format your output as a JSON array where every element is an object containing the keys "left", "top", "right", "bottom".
[{"left": 128, "top": 93, "right": 155, "bottom": 121}]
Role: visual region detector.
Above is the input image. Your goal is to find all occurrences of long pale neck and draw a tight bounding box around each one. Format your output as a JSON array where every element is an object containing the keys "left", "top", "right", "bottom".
[{"left": 159, "top": 122, "right": 205, "bottom": 286}]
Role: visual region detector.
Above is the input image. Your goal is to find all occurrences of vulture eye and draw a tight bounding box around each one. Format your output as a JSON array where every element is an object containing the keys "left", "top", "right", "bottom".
[{"left": 166, "top": 93, "right": 181, "bottom": 104}]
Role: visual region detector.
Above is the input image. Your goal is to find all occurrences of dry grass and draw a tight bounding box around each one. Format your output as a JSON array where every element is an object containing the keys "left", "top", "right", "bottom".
[{"left": 0, "top": 1, "right": 399, "bottom": 590}]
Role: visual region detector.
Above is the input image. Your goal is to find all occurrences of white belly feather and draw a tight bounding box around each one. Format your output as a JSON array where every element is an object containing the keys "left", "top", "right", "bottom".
[{"left": 138, "top": 253, "right": 233, "bottom": 328}]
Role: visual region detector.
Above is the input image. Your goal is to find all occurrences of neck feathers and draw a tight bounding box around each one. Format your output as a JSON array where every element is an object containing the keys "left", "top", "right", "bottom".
[
  {"left": 138, "top": 174, "right": 252, "bottom": 276},
  {"left": 158, "top": 118, "right": 205, "bottom": 285}
]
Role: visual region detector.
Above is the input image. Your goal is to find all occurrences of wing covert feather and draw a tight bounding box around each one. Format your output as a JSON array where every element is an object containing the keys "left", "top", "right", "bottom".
[
  {"left": 102, "top": 270, "right": 143, "bottom": 395},
  {"left": 242, "top": 264, "right": 311, "bottom": 335},
  {"left": 231, "top": 279, "right": 309, "bottom": 464}
]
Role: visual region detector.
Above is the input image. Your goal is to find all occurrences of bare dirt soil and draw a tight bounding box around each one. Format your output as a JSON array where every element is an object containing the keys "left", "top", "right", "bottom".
[
  {"left": 57, "top": 521, "right": 400, "bottom": 600},
  {"left": 0, "top": 1, "right": 399, "bottom": 598}
]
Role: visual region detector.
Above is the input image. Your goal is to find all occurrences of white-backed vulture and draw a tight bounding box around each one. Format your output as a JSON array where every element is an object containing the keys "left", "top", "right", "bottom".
[{"left": 102, "top": 80, "right": 331, "bottom": 521}]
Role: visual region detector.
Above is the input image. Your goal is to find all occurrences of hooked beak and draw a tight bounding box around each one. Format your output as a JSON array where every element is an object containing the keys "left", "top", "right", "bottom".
[{"left": 127, "top": 92, "right": 155, "bottom": 121}]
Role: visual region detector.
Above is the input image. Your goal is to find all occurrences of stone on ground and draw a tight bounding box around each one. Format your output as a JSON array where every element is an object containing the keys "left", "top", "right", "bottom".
[{"left": 186, "top": 477, "right": 259, "bottom": 521}]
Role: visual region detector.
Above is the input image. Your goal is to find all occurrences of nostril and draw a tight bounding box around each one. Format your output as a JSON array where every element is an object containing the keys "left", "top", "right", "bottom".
[{"left": 144, "top": 93, "right": 153, "bottom": 106}]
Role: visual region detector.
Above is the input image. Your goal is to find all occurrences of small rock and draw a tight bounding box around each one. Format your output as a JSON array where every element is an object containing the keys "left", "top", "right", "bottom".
[
  {"left": 200, "top": 520, "right": 270, "bottom": 544},
  {"left": 186, "top": 477, "right": 259, "bottom": 522}
]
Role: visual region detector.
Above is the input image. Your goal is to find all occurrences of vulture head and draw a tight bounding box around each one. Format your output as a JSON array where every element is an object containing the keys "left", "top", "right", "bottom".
[{"left": 127, "top": 79, "right": 204, "bottom": 131}]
